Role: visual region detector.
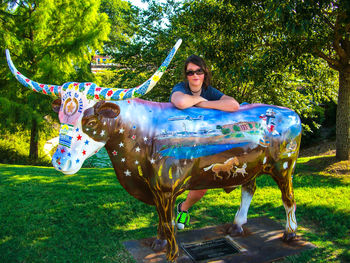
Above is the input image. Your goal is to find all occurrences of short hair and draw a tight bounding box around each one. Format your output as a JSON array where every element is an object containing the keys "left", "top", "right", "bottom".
[{"left": 184, "top": 55, "right": 212, "bottom": 89}]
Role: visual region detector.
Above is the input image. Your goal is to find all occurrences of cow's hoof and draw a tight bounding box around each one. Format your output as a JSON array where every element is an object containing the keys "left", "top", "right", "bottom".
[
  {"left": 151, "top": 239, "right": 167, "bottom": 251},
  {"left": 227, "top": 224, "right": 244, "bottom": 236},
  {"left": 282, "top": 231, "right": 296, "bottom": 242}
]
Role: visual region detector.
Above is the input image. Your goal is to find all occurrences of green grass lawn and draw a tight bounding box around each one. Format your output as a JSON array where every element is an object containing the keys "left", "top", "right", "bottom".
[{"left": 0, "top": 155, "right": 349, "bottom": 262}]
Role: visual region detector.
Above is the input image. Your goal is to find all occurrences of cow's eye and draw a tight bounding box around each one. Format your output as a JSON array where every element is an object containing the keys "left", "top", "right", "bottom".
[{"left": 87, "top": 119, "right": 97, "bottom": 127}]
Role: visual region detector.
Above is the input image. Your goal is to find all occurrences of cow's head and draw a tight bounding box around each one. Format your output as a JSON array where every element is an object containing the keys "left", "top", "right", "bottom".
[{"left": 6, "top": 40, "right": 182, "bottom": 174}]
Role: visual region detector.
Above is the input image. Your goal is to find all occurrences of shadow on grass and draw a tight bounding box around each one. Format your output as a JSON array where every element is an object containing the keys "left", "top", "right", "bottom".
[
  {"left": 0, "top": 146, "right": 51, "bottom": 166},
  {"left": 254, "top": 155, "right": 349, "bottom": 189},
  {"left": 297, "top": 155, "right": 350, "bottom": 175},
  {"left": 254, "top": 172, "right": 347, "bottom": 190},
  {"left": 297, "top": 155, "right": 338, "bottom": 170}
]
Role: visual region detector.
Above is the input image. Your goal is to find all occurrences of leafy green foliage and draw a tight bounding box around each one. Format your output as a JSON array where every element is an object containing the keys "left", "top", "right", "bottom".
[
  {"left": 0, "top": 0, "right": 138, "bottom": 160},
  {"left": 99, "top": 0, "right": 139, "bottom": 54},
  {"left": 0, "top": 123, "right": 58, "bottom": 165},
  {"left": 0, "top": 0, "right": 111, "bottom": 159}
]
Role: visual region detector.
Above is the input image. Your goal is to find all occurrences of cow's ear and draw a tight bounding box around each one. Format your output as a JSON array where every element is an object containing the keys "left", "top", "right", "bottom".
[
  {"left": 95, "top": 102, "right": 120, "bottom": 118},
  {"left": 52, "top": 99, "right": 62, "bottom": 113}
]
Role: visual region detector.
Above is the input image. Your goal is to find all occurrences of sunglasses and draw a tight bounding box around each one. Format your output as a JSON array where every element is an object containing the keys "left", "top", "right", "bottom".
[{"left": 186, "top": 69, "right": 204, "bottom": 76}]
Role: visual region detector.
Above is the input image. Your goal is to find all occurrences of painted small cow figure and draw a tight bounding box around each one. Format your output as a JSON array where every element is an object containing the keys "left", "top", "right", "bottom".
[{"left": 6, "top": 40, "right": 301, "bottom": 262}]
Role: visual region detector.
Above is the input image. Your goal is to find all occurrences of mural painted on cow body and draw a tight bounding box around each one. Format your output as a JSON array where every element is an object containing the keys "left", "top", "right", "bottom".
[
  {"left": 106, "top": 99, "right": 300, "bottom": 185},
  {"left": 6, "top": 39, "right": 302, "bottom": 262}
]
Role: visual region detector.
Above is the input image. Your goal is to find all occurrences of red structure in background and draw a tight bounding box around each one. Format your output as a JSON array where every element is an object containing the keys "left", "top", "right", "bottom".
[{"left": 91, "top": 55, "right": 115, "bottom": 73}]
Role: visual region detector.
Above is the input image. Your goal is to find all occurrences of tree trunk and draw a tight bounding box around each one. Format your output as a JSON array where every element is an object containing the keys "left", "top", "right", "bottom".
[
  {"left": 336, "top": 70, "right": 350, "bottom": 160},
  {"left": 29, "top": 118, "right": 39, "bottom": 161}
]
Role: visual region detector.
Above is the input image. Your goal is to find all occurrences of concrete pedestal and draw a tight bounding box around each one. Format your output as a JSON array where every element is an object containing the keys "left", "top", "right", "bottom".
[{"left": 123, "top": 217, "right": 316, "bottom": 263}]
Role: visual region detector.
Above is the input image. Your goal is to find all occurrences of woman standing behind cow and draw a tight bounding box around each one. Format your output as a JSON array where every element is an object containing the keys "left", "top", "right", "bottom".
[{"left": 170, "top": 54, "right": 240, "bottom": 229}]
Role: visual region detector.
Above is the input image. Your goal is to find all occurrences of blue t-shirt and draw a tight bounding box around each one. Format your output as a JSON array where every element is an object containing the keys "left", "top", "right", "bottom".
[{"left": 170, "top": 82, "right": 224, "bottom": 101}]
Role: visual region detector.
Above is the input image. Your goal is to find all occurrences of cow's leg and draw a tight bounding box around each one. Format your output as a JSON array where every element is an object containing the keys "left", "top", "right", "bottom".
[
  {"left": 151, "top": 203, "right": 168, "bottom": 251},
  {"left": 228, "top": 179, "right": 256, "bottom": 236},
  {"left": 271, "top": 161, "right": 297, "bottom": 241},
  {"left": 151, "top": 192, "right": 178, "bottom": 262},
  {"left": 282, "top": 201, "right": 297, "bottom": 241}
]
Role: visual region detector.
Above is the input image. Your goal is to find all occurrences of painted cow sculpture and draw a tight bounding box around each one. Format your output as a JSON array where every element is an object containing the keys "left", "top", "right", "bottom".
[{"left": 6, "top": 40, "right": 301, "bottom": 262}]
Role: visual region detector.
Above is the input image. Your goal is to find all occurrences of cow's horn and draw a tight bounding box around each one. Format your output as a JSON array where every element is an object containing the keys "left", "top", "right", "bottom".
[
  {"left": 92, "top": 39, "right": 182, "bottom": 101},
  {"left": 5, "top": 49, "right": 62, "bottom": 97}
]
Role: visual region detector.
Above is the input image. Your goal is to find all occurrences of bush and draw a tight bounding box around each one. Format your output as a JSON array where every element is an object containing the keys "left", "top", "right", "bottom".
[
  {"left": 0, "top": 126, "right": 58, "bottom": 166},
  {"left": 300, "top": 100, "right": 336, "bottom": 147}
]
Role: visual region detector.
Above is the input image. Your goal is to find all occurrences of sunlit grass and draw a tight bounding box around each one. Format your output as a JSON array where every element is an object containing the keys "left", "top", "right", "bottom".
[{"left": 0, "top": 155, "right": 349, "bottom": 262}]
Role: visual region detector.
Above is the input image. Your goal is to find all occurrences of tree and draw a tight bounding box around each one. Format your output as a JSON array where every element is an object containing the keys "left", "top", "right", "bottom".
[
  {"left": 161, "top": 0, "right": 348, "bottom": 160},
  {"left": 267, "top": 0, "right": 350, "bottom": 160},
  {"left": 94, "top": 0, "right": 196, "bottom": 103},
  {"left": 99, "top": 0, "right": 139, "bottom": 54},
  {"left": 0, "top": 0, "right": 110, "bottom": 161}
]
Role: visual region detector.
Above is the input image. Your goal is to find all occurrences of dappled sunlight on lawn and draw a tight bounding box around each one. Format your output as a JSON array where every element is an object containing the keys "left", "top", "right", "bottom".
[
  {"left": 7, "top": 174, "right": 61, "bottom": 184},
  {"left": 100, "top": 202, "right": 124, "bottom": 210},
  {"left": 114, "top": 215, "right": 155, "bottom": 231},
  {"left": 100, "top": 201, "right": 157, "bottom": 233},
  {"left": 0, "top": 164, "right": 120, "bottom": 190},
  {"left": 0, "top": 164, "right": 62, "bottom": 184},
  {"left": 65, "top": 178, "right": 117, "bottom": 188},
  {"left": 86, "top": 180, "right": 117, "bottom": 187},
  {"left": 30, "top": 236, "right": 49, "bottom": 247},
  {"left": 0, "top": 236, "right": 12, "bottom": 246}
]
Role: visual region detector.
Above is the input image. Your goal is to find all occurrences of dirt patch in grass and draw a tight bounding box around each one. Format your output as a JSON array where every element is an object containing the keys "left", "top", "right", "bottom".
[
  {"left": 324, "top": 160, "right": 350, "bottom": 176},
  {"left": 300, "top": 140, "right": 349, "bottom": 176},
  {"left": 300, "top": 140, "right": 336, "bottom": 157}
]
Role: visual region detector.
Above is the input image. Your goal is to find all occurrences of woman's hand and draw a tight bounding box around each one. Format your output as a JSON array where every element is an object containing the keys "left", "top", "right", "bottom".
[{"left": 195, "top": 95, "right": 240, "bottom": 112}]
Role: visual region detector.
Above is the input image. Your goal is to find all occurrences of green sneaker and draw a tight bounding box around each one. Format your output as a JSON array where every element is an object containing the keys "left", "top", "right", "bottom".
[{"left": 176, "top": 202, "right": 190, "bottom": 230}]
